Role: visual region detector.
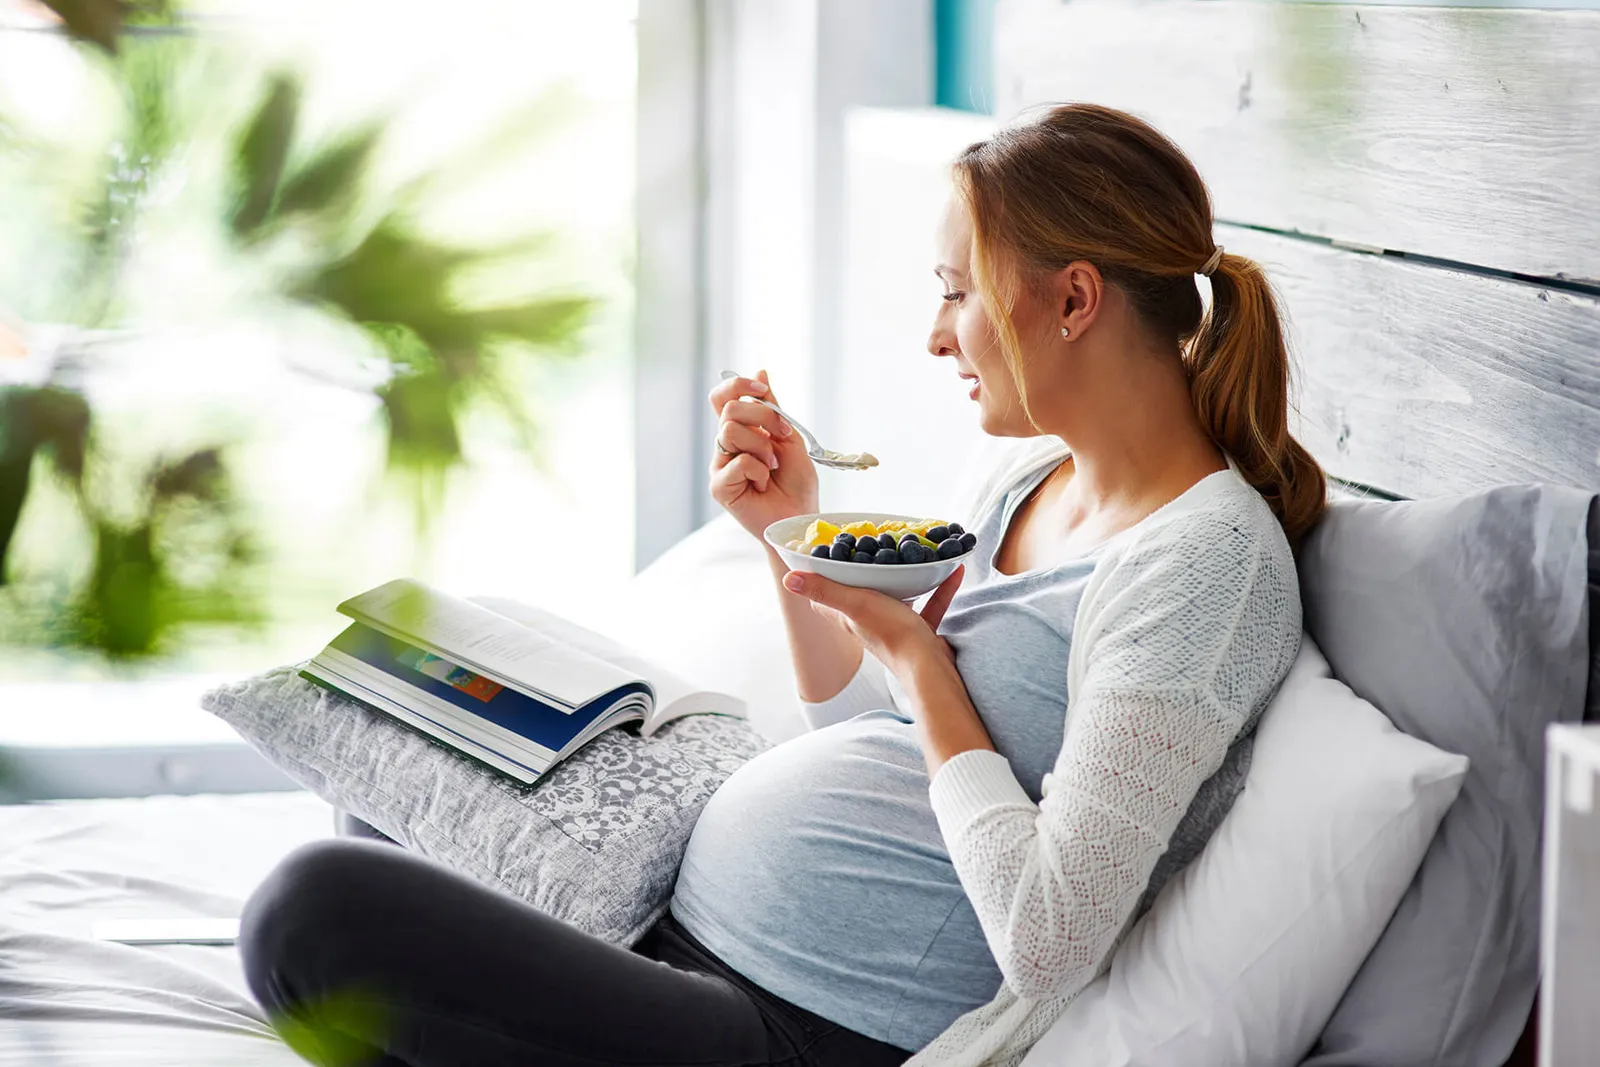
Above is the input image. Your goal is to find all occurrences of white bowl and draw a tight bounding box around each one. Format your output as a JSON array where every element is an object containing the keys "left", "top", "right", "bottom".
[{"left": 763, "top": 512, "right": 974, "bottom": 601}]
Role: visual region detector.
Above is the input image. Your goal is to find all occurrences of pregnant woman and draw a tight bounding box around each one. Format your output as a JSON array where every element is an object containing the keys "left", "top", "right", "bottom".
[{"left": 240, "top": 104, "right": 1320, "bottom": 1067}]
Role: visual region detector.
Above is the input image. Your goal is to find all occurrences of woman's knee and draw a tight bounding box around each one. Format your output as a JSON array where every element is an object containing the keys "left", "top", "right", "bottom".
[{"left": 239, "top": 839, "right": 395, "bottom": 1000}]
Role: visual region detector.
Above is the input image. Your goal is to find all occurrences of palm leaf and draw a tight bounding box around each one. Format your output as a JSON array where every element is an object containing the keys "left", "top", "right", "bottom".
[
  {"left": 79, "top": 519, "right": 158, "bottom": 656},
  {"left": 39, "top": 0, "right": 128, "bottom": 53},
  {"left": 39, "top": 0, "right": 185, "bottom": 53},
  {"left": 0, "top": 391, "right": 37, "bottom": 585},
  {"left": 0, "top": 387, "right": 90, "bottom": 584},
  {"left": 230, "top": 75, "right": 299, "bottom": 239},
  {"left": 300, "top": 222, "right": 479, "bottom": 350},
  {"left": 274, "top": 124, "right": 382, "bottom": 223},
  {"left": 469, "top": 296, "right": 591, "bottom": 348}
]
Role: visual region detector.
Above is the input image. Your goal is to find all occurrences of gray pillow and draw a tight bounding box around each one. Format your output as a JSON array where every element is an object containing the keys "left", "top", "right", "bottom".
[
  {"left": 1298, "top": 484, "right": 1594, "bottom": 1067},
  {"left": 1586, "top": 497, "right": 1600, "bottom": 724},
  {"left": 203, "top": 667, "right": 766, "bottom": 946}
]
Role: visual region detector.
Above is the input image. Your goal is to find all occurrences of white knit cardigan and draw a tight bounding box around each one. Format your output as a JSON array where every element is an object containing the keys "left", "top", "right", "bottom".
[{"left": 801, "top": 437, "right": 1303, "bottom": 1067}]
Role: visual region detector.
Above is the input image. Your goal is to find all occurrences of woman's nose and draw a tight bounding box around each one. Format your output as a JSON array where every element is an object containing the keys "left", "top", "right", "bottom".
[{"left": 928, "top": 314, "right": 958, "bottom": 358}]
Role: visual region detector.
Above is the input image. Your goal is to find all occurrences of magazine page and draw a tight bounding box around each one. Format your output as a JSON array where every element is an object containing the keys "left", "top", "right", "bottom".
[
  {"left": 340, "top": 579, "right": 636, "bottom": 711},
  {"left": 322, "top": 623, "right": 651, "bottom": 755},
  {"left": 472, "top": 596, "right": 747, "bottom": 733},
  {"left": 642, "top": 686, "right": 747, "bottom": 734},
  {"left": 302, "top": 655, "right": 551, "bottom": 785}
]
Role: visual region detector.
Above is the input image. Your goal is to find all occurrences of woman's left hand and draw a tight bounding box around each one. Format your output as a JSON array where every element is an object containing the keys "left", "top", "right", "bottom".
[
  {"left": 781, "top": 565, "right": 995, "bottom": 774},
  {"left": 780, "top": 566, "right": 964, "bottom": 676}
]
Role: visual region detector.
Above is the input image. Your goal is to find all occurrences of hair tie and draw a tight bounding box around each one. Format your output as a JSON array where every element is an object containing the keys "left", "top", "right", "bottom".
[{"left": 1200, "top": 245, "right": 1225, "bottom": 277}]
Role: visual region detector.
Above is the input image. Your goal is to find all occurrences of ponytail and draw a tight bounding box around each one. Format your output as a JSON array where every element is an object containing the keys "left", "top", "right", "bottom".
[
  {"left": 1186, "top": 252, "right": 1326, "bottom": 546},
  {"left": 954, "top": 104, "right": 1328, "bottom": 546}
]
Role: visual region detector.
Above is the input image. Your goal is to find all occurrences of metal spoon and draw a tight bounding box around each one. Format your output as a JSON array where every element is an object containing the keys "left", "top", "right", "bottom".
[{"left": 719, "top": 370, "right": 879, "bottom": 471}]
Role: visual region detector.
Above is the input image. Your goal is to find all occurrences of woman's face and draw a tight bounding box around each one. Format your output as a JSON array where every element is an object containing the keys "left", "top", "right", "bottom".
[{"left": 927, "top": 197, "right": 1051, "bottom": 438}]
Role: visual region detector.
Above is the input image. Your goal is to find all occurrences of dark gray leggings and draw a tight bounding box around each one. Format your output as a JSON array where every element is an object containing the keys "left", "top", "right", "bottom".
[{"left": 240, "top": 836, "right": 911, "bottom": 1067}]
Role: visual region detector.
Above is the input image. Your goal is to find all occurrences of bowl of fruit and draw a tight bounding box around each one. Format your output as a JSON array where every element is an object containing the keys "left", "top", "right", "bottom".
[{"left": 764, "top": 512, "right": 979, "bottom": 601}]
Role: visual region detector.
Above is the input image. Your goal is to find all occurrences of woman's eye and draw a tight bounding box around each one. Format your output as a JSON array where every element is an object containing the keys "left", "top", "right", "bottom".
[{"left": 941, "top": 291, "right": 964, "bottom": 304}]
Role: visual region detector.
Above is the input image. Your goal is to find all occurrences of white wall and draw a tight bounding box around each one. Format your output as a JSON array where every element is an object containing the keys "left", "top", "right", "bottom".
[
  {"left": 810, "top": 1, "right": 938, "bottom": 444},
  {"left": 704, "top": 1, "right": 820, "bottom": 423},
  {"left": 636, "top": 0, "right": 711, "bottom": 569},
  {"left": 639, "top": 2, "right": 956, "bottom": 556},
  {"left": 699, "top": 0, "right": 934, "bottom": 524},
  {"left": 822, "top": 106, "right": 1006, "bottom": 523}
]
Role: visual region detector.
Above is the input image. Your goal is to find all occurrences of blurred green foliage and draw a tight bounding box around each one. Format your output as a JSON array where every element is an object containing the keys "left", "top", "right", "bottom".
[
  {"left": 0, "top": 6, "right": 593, "bottom": 659},
  {"left": 37, "top": 0, "right": 179, "bottom": 55},
  {"left": 269, "top": 987, "right": 391, "bottom": 1067}
]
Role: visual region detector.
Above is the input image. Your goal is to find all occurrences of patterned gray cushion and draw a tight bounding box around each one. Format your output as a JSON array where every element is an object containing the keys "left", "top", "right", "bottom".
[{"left": 202, "top": 667, "right": 767, "bottom": 946}]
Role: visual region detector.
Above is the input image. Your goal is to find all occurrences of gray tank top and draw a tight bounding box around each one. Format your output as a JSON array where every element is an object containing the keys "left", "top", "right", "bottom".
[{"left": 671, "top": 455, "right": 1257, "bottom": 1049}]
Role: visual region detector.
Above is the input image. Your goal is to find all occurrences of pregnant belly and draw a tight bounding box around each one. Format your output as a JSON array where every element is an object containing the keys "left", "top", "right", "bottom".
[
  {"left": 681, "top": 713, "right": 952, "bottom": 895},
  {"left": 670, "top": 713, "right": 1002, "bottom": 1043}
]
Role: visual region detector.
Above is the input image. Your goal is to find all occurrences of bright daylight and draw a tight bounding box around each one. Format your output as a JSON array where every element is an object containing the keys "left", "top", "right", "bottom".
[{"left": 1, "top": 1, "right": 1597, "bottom": 1065}]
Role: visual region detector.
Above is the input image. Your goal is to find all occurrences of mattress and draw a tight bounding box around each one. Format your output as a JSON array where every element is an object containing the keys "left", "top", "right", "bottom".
[{"left": 0, "top": 790, "right": 331, "bottom": 1066}]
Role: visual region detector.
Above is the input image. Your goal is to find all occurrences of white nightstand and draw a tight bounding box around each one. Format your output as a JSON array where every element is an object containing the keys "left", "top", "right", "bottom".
[{"left": 1542, "top": 724, "right": 1600, "bottom": 1066}]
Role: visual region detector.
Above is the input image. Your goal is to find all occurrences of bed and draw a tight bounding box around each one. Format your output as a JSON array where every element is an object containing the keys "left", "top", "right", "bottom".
[
  {"left": 0, "top": 792, "right": 328, "bottom": 1066},
  {"left": 5, "top": 1, "right": 1600, "bottom": 1064}
]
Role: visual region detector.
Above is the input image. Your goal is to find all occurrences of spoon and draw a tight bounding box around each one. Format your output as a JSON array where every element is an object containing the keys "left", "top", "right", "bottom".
[{"left": 719, "top": 370, "right": 878, "bottom": 471}]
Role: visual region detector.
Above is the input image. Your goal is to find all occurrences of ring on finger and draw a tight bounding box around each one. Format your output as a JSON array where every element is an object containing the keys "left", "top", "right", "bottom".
[{"left": 715, "top": 436, "right": 736, "bottom": 457}]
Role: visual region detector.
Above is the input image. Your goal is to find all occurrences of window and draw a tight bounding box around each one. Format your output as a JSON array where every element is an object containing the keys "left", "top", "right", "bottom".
[{"left": 0, "top": 1, "right": 638, "bottom": 749}]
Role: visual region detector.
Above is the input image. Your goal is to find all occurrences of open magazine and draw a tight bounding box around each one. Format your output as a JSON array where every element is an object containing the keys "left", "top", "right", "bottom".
[{"left": 300, "top": 578, "right": 747, "bottom": 785}]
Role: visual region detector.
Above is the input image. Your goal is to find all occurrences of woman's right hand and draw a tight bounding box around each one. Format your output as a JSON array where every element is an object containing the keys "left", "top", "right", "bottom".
[{"left": 709, "top": 370, "right": 819, "bottom": 541}]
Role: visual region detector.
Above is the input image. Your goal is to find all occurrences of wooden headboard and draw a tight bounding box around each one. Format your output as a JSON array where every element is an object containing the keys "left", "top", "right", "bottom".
[{"left": 994, "top": 0, "right": 1600, "bottom": 500}]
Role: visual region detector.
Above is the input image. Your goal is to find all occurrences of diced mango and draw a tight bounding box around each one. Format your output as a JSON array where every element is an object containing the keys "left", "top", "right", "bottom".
[
  {"left": 879, "top": 520, "right": 907, "bottom": 533},
  {"left": 842, "top": 520, "right": 878, "bottom": 537},
  {"left": 803, "top": 518, "right": 841, "bottom": 547}
]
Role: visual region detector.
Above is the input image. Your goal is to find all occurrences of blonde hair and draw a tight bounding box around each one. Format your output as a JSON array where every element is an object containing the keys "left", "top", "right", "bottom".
[{"left": 952, "top": 103, "right": 1326, "bottom": 546}]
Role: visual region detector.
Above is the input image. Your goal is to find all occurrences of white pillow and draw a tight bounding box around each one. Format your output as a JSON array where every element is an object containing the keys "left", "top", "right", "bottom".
[
  {"left": 1022, "top": 635, "right": 1469, "bottom": 1067},
  {"left": 589, "top": 515, "right": 807, "bottom": 744}
]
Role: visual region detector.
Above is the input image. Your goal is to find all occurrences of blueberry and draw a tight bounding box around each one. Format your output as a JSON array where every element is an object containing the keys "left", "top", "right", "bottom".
[
  {"left": 947, "top": 522, "right": 965, "bottom": 537},
  {"left": 927, "top": 525, "right": 950, "bottom": 543},
  {"left": 852, "top": 550, "right": 876, "bottom": 564},
  {"left": 856, "top": 535, "right": 879, "bottom": 555},
  {"left": 898, "top": 531, "right": 921, "bottom": 547},
  {"left": 899, "top": 541, "right": 926, "bottom": 564},
  {"left": 936, "top": 537, "right": 964, "bottom": 560},
  {"left": 874, "top": 547, "right": 900, "bottom": 565},
  {"left": 829, "top": 541, "right": 853, "bottom": 561},
  {"left": 810, "top": 544, "right": 831, "bottom": 558},
  {"left": 959, "top": 531, "right": 977, "bottom": 551},
  {"left": 833, "top": 532, "right": 857, "bottom": 549}
]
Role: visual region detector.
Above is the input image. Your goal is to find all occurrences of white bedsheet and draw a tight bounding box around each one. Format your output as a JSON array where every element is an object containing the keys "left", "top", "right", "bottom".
[{"left": 0, "top": 791, "right": 332, "bottom": 1066}]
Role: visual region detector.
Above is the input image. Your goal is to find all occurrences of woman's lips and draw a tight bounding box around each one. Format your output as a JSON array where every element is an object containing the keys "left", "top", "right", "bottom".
[{"left": 959, "top": 372, "right": 980, "bottom": 400}]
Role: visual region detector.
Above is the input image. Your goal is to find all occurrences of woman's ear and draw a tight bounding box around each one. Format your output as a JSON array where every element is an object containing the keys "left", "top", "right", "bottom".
[{"left": 1056, "top": 260, "right": 1103, "bottom": 340}]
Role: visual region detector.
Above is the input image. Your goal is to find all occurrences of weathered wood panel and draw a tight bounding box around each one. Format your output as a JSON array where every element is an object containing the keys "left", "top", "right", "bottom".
[
  {"left": 1219, "top": 224, "right": 1600, "bottom": 496},
  {"left": 997, "top": 0, "right": 1600, "bottom": 284}
]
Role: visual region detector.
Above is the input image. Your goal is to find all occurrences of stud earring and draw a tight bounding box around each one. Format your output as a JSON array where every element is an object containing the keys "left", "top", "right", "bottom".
[{"left": 1060, "top": 326, "right": 1070, "bottom": 339}]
